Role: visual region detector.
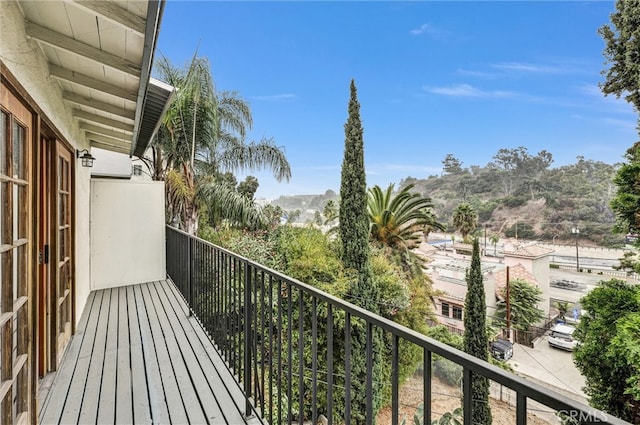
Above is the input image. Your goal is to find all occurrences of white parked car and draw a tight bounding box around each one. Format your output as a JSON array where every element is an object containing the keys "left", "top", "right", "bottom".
[{"left": 548, "top": 324, "right": 578, "bottom": 351}]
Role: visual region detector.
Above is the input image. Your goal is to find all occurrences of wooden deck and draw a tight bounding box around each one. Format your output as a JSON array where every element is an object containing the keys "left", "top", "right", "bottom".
[{"left": 39, "top": 280, "right": 261, "bottom": 425}]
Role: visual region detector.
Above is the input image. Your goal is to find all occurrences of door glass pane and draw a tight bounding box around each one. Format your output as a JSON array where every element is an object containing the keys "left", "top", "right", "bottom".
[
  {"left": 0, "top": 182, "right": 6, "bottom": 245},
  {"left": 16, "top": 185, "right": 26, "bottom": 240},
  {"left": 0, "top": 111, "right": 6, "bottom": 176},
  {"left": 16, "top": 245, "right": 26, "bottom": 299},
  {"left": 12, "top": 121, "right": 24, "bottom": 180}
]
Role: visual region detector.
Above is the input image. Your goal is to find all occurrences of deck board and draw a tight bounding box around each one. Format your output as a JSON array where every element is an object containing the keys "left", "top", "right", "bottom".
[
  {"left": 39, "top": 279, "right": 260, "bottom": 425},
  {"left": 38, "top": 291, "right": 97, "bottom": 424},
  {"left": 127, "top": 285, "right": 152, "bottom": 425},
  {"left": 77, "top": 287, "right": 112, "bottom": 424},
  {"left": 162, "top": 281, "right": 252, "bottom": 423}
]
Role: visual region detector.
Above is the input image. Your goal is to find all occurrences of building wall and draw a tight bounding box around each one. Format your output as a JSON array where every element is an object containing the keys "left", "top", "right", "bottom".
[
  {"left": 0, "top": 0, "right": 92, "bottom": 323},
  {"left": 90, "top": 179, "right": 166, "bottom": 289},
  {"left": 532, "top": 256, "right": 551, "bottom": 318},
  {"left": 505, "top": 254, "right": 551, "bottom": 318}
]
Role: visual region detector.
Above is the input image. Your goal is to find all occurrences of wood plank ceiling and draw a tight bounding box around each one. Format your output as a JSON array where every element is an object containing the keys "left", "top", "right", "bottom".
[{"left": 17, "top": 0, "right": 172, "bottom": 157}]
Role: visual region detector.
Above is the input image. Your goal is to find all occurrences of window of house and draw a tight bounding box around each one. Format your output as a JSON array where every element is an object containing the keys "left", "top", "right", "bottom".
[
  {"left": 441, "top": 302, "right": 450, "bottom": 317},
  {"left": 453, "top": 306, "right": 463, "bottom": 320}
]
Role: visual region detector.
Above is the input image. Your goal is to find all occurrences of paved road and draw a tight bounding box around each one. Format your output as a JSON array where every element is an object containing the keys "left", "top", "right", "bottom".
[{"left": 508, "top": 335, "right": 587, "bottom": 403}]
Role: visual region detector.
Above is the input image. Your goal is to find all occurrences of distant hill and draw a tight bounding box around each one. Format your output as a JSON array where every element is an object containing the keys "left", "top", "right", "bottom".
[{"left": 268, "top": 151, "right": 624, "bottom": 247}]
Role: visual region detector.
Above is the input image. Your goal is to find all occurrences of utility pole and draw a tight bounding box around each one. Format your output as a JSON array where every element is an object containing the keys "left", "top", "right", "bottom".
[
  {"left": 572, "top": 227, "right": 580, "bottom": 272},
  {"left": 506, "top": 266, "right": 512, "bottom": 343}
]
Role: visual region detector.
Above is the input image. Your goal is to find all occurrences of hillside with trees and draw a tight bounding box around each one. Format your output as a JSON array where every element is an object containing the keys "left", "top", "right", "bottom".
[
  {"left": 271, "top": 148, "right": 622, "bottom": 246},
  {"left": 404, "top": 148, "right": 621, "bottom": 246}
]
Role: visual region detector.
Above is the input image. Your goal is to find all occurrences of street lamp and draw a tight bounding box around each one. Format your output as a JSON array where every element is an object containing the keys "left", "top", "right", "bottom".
[{"left": 571, "top": 227, "right": 580, "bottom": 272}]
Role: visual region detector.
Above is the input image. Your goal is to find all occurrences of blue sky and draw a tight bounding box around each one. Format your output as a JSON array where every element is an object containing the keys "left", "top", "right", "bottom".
[{"left": 155, "top": 1, "right": 637, "bottom": 199}]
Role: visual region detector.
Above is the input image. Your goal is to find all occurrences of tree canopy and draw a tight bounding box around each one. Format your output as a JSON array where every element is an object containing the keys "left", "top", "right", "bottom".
[
  {"left": 599, "top": 0, "right": 640, "bottom": 119},
  {"left": 151, "top": 54, "right": 291, "bottom": 234},
  {"left": 574, "top": 279, "right": 640, "bottom": 422},
  {"left": 463, "top": 238, "right": 492, "bottom": 424},
  {"left": 368, "top": 183, "right": 445, "bottom": 251}
]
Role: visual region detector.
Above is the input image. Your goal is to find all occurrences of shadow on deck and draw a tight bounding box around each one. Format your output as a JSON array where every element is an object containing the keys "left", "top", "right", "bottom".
[{"left": 39, "top": 279, "right": 261, "bottom": 424}]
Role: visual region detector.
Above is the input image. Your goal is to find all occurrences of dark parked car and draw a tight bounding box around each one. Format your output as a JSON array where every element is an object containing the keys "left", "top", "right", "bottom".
[{"left": 490, "top": 339, "right": 514, "bottom": 361}]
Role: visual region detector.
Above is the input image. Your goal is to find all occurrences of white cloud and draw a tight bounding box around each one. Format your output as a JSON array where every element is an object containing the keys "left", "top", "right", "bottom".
[
  {"left": 491, "top": 62, "right": 566, "bottom": 74},
  {"left": 423, "top": 84, "right": 515, "bottom": 98},
  {"left": 457, "top": 68, "right": 500, "bottom": 79},
  {"left": 253, "top": 93, "right": 297, "bottom": 101},
  {"left": 601, "top": 117, "right": 637, "bottom": 131},
  {"left": 409, "top": 23, "right": 448, "bottom": 39},
  {"left": 410, "top": 23, "right": 432, "bottom": 35}
]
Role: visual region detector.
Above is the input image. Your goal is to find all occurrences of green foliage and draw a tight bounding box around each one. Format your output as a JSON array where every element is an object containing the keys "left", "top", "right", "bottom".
[
  {"left": 452, "top": 203, "right": 478, "bottom": 238},
  {"left": 611, "top": 143, "right": 640, "bottom": 237},
  {"left": 501, "top": 195, "right": 528, "bottom": 208},
  {"left": 504, "top": 222, "right": 535, "bottom": 239},
  {"left": 574, "top": 279, "right": 640, "bottom": 422},
  {"left": 555, "top": 300, "right": 571, "bottom": 321},
  {"left": 368, "top": 183, "right": 445, "bottom": 251},
  {"left": 599, "top": 0, "right": 640, "bottom": 115},
  {"left": 401, "top": 404, "right": 463, "bottom": 425},
  {"left": 463, "top": 238, "right": 492, "bottom": 425},
  {"left": 495, "top": 279, "right": 544, "bottom": 331},
  {"left": 153, "top": 54, "right": 290, "bottom": 233},
  {"left": 339, "top": 80, "right": 371, "bottom": 275},
  {"left": 338, "top": 80, "right": 383, "bottom": 424},
  {"left": 273, "top": 226, "right": 343, "bottom": 284}
]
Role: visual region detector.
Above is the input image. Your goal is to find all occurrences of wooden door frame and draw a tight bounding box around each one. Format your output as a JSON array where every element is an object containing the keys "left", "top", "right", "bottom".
[{"left": 1, "top": 63, "right": 77, "bottom": 421}]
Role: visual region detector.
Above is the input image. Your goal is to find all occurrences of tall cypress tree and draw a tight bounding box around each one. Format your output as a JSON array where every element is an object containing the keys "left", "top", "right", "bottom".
[
  {"left": 463, "top": 238, "right": 492, "bottom": 424},
  {"left": 340, "top": 80, "right": 371, "bottom": 278},
  {"left": 339, "top": 80, "right": 382, "bottom": 423}
]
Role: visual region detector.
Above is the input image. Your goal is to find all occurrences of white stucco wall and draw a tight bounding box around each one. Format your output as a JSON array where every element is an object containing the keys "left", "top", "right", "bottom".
[
  {"left": 90, "top": 180, "right": 166, "bottom": 289},
  {"left": 0, "top": 0, "right": 92, "bottom": 323}
]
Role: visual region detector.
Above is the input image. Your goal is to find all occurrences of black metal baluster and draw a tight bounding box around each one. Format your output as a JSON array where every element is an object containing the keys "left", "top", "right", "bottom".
[
  {"left": 298, "top": 290, "right": 304, "bottom": 424},
  {"left": 463, "top": 368, "right": 472, "bottom": 425},
  {"left": 311, "top": 298, "right": 318, "bottom": 425},
  {"left": 326, "top": 304, "right": 333, "bottom": 425},
  {"left": 392, "top": 335, "right": 399, "bottom": 425},
  {"left": 345, "top": 313, "right": 351, "bottom": 425},
  {"left": 365, "top": 322, "right": 373, "bottom": 425},
  {"left": 287, "top": 285, "right": 293, "bottom": 425},
  {"left": 424, "top": 349, "right": 431, "bottom": 425}
]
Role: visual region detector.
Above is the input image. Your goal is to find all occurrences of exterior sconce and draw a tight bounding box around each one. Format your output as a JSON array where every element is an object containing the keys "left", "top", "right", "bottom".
[{"left": 76, "top": 149, "right": 95, "bottom": 167}]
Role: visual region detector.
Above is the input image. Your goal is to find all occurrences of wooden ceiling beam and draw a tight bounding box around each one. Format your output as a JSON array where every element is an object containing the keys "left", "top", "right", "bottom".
[
  {"left": 63, "top": 91, "right": 135, "bottom": 120},
  {"left": 73, "top": 109, "right": 134, "bottom": 132},
  {"left": 89, "top": 140, "right": 130, "bottom": 155},
  {"left": 49, "top": 64, "right": 137, "bottom": 102},
  {"left": 25, "top": 21, "right": 141, "bottom": 76},
  {"left": 85, "top": 132, "right": 131, "bottom": 149},
  {"left": 79, "top": 122, "right": 132, "bottom": 140},
  {"left": 72, "top": 0, "right": 146, "bottom": 34}
]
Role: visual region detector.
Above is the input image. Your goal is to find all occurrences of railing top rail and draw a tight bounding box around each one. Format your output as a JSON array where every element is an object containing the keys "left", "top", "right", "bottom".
[{"left": 166, "top": 225, "right": 629, "bottom": 424}]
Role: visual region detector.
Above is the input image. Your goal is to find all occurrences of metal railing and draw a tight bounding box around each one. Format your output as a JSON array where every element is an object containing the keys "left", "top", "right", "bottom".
[{"left": 166, "top": 226, "right": 628, "bottom": 425}]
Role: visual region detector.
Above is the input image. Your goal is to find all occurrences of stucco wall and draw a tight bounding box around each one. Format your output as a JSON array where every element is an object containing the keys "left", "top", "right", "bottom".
[
  {"left": 90, "top": 179, "right": 166, "bottom": 289},
  {"left": 0, "top": 0, "right": 92, "bottom": 323}
]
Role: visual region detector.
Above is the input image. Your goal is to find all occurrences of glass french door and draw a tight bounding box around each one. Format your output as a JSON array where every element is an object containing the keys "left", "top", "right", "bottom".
[
  {"left": 0, "top": 82, "right": 33, "bottom": 424},
  {"left": 54, "top": 143, "right": 73, "bottom": 361}
]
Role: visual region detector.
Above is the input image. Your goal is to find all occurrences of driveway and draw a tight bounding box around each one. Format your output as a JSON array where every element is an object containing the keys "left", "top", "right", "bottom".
[{"left": 508, "top": 336, "right": 587, "bottom": 404}]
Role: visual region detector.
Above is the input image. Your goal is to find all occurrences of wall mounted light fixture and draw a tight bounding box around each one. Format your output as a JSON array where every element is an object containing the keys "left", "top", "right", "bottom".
[{"left": 76, "top": 149, "right": 96, "bottom": 167}]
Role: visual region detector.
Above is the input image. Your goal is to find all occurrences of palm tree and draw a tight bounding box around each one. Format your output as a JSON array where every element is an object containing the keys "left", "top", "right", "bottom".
[
  {"left": 368, "top": 183, "right": 445, "bottom": 251},
  {"left": 452, "top": 203, "right": 478, "bottom": 240},
  {"left": 151, "top": 54, "right": 291, "bottom": 234},
  {"left": 555, "top": 300, "right": 571, "bottom": 321},
  {"left": 489, "top": 233, "right": 499, "bottom": 257}
]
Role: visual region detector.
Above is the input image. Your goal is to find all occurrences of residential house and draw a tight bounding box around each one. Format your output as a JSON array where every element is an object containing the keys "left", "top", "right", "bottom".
[
  {"left": 430, "top": 242, "right": 553, "bottom": 333},
  {"left": 0, "top": 0, "right": 622, "bottom": 423}
]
